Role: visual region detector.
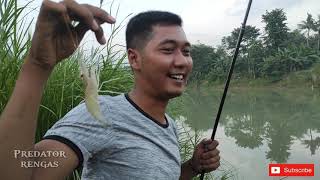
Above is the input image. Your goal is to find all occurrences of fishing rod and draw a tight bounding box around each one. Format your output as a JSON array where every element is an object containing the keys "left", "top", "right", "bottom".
[{"left": 199, "top": 0, "right": 253, "bottom": 179}]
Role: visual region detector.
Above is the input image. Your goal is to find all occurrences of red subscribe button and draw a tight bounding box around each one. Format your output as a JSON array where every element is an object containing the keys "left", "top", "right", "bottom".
[{"left": 269, "top": 164, "right": 314, "bottom": 176}]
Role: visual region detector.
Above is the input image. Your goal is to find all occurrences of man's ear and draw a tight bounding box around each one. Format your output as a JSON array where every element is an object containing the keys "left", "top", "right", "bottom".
[{"left": 127, "top": 48, "right": 141, "bottom": 71}]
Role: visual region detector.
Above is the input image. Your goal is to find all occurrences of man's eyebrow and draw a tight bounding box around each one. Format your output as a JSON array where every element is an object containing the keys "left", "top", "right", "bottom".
[{"left": 159, "top": 39, "right": 191, "bottom": 47}]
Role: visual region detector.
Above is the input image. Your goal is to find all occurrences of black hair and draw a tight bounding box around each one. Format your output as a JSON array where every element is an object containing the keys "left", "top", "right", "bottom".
[{"left": 125, "top": 11, "right": 182, "bottom": 50}]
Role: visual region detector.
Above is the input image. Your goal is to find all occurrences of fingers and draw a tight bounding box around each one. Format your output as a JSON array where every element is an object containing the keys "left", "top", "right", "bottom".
[
  {"left": 40, "top": 0, "right": 115, "bottom": 45},
  {"left": 85, "top": 5, "right": 115, "bottom": 44},
  {"left": 198, "top": 139, "right": 220, "bottom": 172},
  {"left": 199, "top": 150, "right": 220, "bottom": 172},
  {"left": 200, "top": 139, "right": 219, "bottom": 151},
  {"left": 201, "top": 149, "right": 220, "bottom": 159},
  {"left": 201, "top": 153, "right": 220, "bottom": 165},
  {"left": 202, "top": 161, "right": 220, "bottom": 172},
  {"left": 94, "top": 25, "right": 106, "bottom": 44},
  {"left": 74, "top": 19, "right": 106, "bottom": 44},
  {"left": 63, "top": 0, "right": 99, "bottom": 31},
  {"left": 38, "top": 0, "right": 67, "bottom": 24},
  {"left": 202, "top": 139, "right": 219, "bottom": 147},
  {"left": 85, "top": 4, "right": 116, "bottom": 24},
  {"left": 60, "top": 1, "right": 115, "bottom": 45},
  {"left": 41, "top": 0, "right": 67, "bottom": 15}
]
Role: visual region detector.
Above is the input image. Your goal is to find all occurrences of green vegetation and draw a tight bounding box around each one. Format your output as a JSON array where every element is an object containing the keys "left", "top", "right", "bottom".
[{"left": 190, "top": 9, "right": 320, "bottom": 88}]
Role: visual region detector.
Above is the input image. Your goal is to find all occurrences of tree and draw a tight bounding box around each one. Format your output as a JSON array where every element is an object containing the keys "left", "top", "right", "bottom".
[
  {"left": 190, "top": 44, "right": 218, "bottom": 87},
  {"left": 286, "top": 29, "right": 307, "bottom": 47},
  {"left": 222, "top": 26, "right": 261, "bottom": 78},
  {"left": 222, "top": 25, "right": 260, "bottom": 55},
  {"left": 246, "top": 40, "right": 265, "bottom": 78},
  {"left": 312, "top": 15, "right": 320, "bottom": 52},
  {"left": 262, "top": 9, "right": 289, "bottom": 52},
  {"left": 261, "top": 44, "right": 319, "bottom": 80},
  {"left": 298, "top": 13, "right": 315, "bottom": 47},
  {"left": 206, "top": 46, "right": 230, "bottom": 82}
]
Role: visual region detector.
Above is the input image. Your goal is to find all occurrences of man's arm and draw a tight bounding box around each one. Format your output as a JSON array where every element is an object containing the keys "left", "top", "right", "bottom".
[
  {"left": 0, "top": 58, "right": 52, "bottom": 179},
  {"left": 31, "top": 139, "right": 79, "bottom": 180},
  {"left": 180, "top": 139, "right": 220, "bottom": 180},
  {"left": 180, "top": 159, "right": 198, "bottom": 180},
  {"left": 0, "top": 0, "right": 115, "bottom": 179}
]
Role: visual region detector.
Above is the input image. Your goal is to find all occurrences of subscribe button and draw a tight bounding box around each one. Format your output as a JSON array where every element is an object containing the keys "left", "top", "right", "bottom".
[{"left": 269, "top": 164, "right": 314, "bottom": 176}]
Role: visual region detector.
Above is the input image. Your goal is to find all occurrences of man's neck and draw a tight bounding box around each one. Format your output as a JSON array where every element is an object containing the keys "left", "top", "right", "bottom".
[{"left": 128, "top": 89, "right": 169, "bottom": 125}]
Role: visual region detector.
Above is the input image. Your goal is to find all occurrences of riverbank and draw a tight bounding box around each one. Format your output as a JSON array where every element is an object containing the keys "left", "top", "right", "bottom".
[
  {"left": 195, "top": 63, "right": 320, "bottom": 91},
  {"left": 199, "top": 70, "right": 319, "bottom": 91}
]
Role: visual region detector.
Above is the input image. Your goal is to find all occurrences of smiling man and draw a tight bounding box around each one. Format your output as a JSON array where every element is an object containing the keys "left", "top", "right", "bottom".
[{"left": 0, "top": 1, "right": 220, "bottom": 180}]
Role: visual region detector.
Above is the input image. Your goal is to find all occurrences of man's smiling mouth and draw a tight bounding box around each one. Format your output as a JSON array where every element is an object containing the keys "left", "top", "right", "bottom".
[{"left": 168, "top": 73, "right": 186, "bottom": 82}]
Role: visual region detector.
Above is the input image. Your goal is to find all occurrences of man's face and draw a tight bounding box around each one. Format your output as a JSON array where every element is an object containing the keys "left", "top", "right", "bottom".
[{"left": 133, "top": 25, "right": 193, "bottom": 100}]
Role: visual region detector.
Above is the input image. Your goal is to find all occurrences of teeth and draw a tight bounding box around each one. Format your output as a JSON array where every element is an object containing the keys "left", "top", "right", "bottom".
[{"left": 170, "top": 74, "right": 183, "bottom": 80}]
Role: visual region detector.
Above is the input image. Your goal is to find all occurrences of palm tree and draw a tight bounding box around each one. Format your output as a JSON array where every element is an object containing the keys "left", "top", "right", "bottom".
[
  {"left": 312, "top": 15, "right": 320, "bottom": 52},
  {"left": 298, "top": 13, "right": 315, "bottom": 47}
]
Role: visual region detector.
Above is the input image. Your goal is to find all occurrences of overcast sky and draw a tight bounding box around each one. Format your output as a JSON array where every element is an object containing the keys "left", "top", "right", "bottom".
[{"left": 20, "top": 0, "right": 320, "bottom": 48}]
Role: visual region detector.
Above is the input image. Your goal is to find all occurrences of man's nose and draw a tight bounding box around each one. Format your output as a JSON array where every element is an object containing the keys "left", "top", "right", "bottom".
[{"left": 173, "top": 51, "right": 190, "bottom": 67}]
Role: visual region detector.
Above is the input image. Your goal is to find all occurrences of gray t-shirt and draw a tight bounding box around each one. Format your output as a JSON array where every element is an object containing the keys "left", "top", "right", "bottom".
[{"left": 44, "top": 94, "right": 181, "bottom": 180}]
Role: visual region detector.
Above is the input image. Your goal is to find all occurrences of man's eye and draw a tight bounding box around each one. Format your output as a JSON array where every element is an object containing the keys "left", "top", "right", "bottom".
[
  {"left": 161, "top": 48, "right": 174, "bottom": 54},
  {"left": 183, "top": 49, "right": 191, "bottom": 56}
]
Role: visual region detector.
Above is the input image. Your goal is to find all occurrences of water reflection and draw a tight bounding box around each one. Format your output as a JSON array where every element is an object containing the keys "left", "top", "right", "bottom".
[
  {"left": 168, "top": 87, "right": 320, "bottom": 163},
  {"left": 224, "top": 114, "right": 264, "bottom": 149},
  {"left": 302, "top": 129, "right": 320, "bottom": 156}
]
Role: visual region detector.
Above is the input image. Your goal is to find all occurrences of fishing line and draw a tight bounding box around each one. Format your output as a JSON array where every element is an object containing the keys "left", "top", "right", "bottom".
[{"left": 199, "top": 0, "right": 253, "bottom": 179}]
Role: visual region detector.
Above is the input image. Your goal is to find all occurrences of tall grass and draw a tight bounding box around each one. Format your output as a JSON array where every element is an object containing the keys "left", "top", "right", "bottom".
[
  {"left": 170, "top": 91, "right": 238, "bottom": 180},
  {"left": 175, "top": 116, "right": 238, "bottom": 180},
  {"left": 0, "top": 0, "right": 32, "bottom": 112}
]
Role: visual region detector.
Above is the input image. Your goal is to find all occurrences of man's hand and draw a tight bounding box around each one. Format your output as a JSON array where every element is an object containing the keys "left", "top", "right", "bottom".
[
  {"left": 28, "top": 0, "right": 116, "bottom": 70},
  {"left": 191, "top": 139, "right": 220, "bottom": 174}
]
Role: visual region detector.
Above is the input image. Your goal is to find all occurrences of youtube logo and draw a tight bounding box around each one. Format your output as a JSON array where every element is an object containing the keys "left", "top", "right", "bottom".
[
  {"left": 269, "top": 164, "right": 314, "bottom": 176},
  {"left": 270, "top": 166, "right": 281, "bottom": 174}
]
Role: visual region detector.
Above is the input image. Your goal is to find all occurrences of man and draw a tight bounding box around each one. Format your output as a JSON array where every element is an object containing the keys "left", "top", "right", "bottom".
[{"left": 0, "top": 0, "right": 220, "bottom": 179}]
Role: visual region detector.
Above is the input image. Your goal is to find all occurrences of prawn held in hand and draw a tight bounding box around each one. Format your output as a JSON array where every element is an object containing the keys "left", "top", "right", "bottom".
[{"left": 80, "top": 61, "right": 111, "bottom": 126}]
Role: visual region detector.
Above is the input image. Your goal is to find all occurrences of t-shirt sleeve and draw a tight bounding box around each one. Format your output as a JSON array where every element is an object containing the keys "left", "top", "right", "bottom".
[{"left": 43, "top": 98, "right": 113, "bottom": 167}]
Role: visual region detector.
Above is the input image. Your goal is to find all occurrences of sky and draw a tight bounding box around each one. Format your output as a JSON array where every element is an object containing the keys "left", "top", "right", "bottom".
[{"left": 19, "top": 0, "right": 320, "bottom": 48}]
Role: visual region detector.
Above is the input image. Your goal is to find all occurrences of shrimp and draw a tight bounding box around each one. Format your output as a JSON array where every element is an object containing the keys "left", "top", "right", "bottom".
[
  {"left": 80, "top": 60, "right": 111, "bottom": 126},
  {"left": 62, "top": 13, "right": 110, "bottom": 126}
]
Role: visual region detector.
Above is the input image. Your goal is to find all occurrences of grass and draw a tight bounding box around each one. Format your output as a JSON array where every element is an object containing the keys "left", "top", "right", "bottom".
[
  {"left": 174, "top": 116, "right": 238, "bottom": 180},
  {"left": 0, "top": 0, "right": 32, "bottom": 112},
  {"left": 169, "top": 92, "right": 238, "bottom": 180}
]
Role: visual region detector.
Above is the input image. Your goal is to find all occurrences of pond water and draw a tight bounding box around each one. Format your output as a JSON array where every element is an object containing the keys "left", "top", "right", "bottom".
[{"left": 168, "top": 87, "right": 320, "bottom": 180}]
